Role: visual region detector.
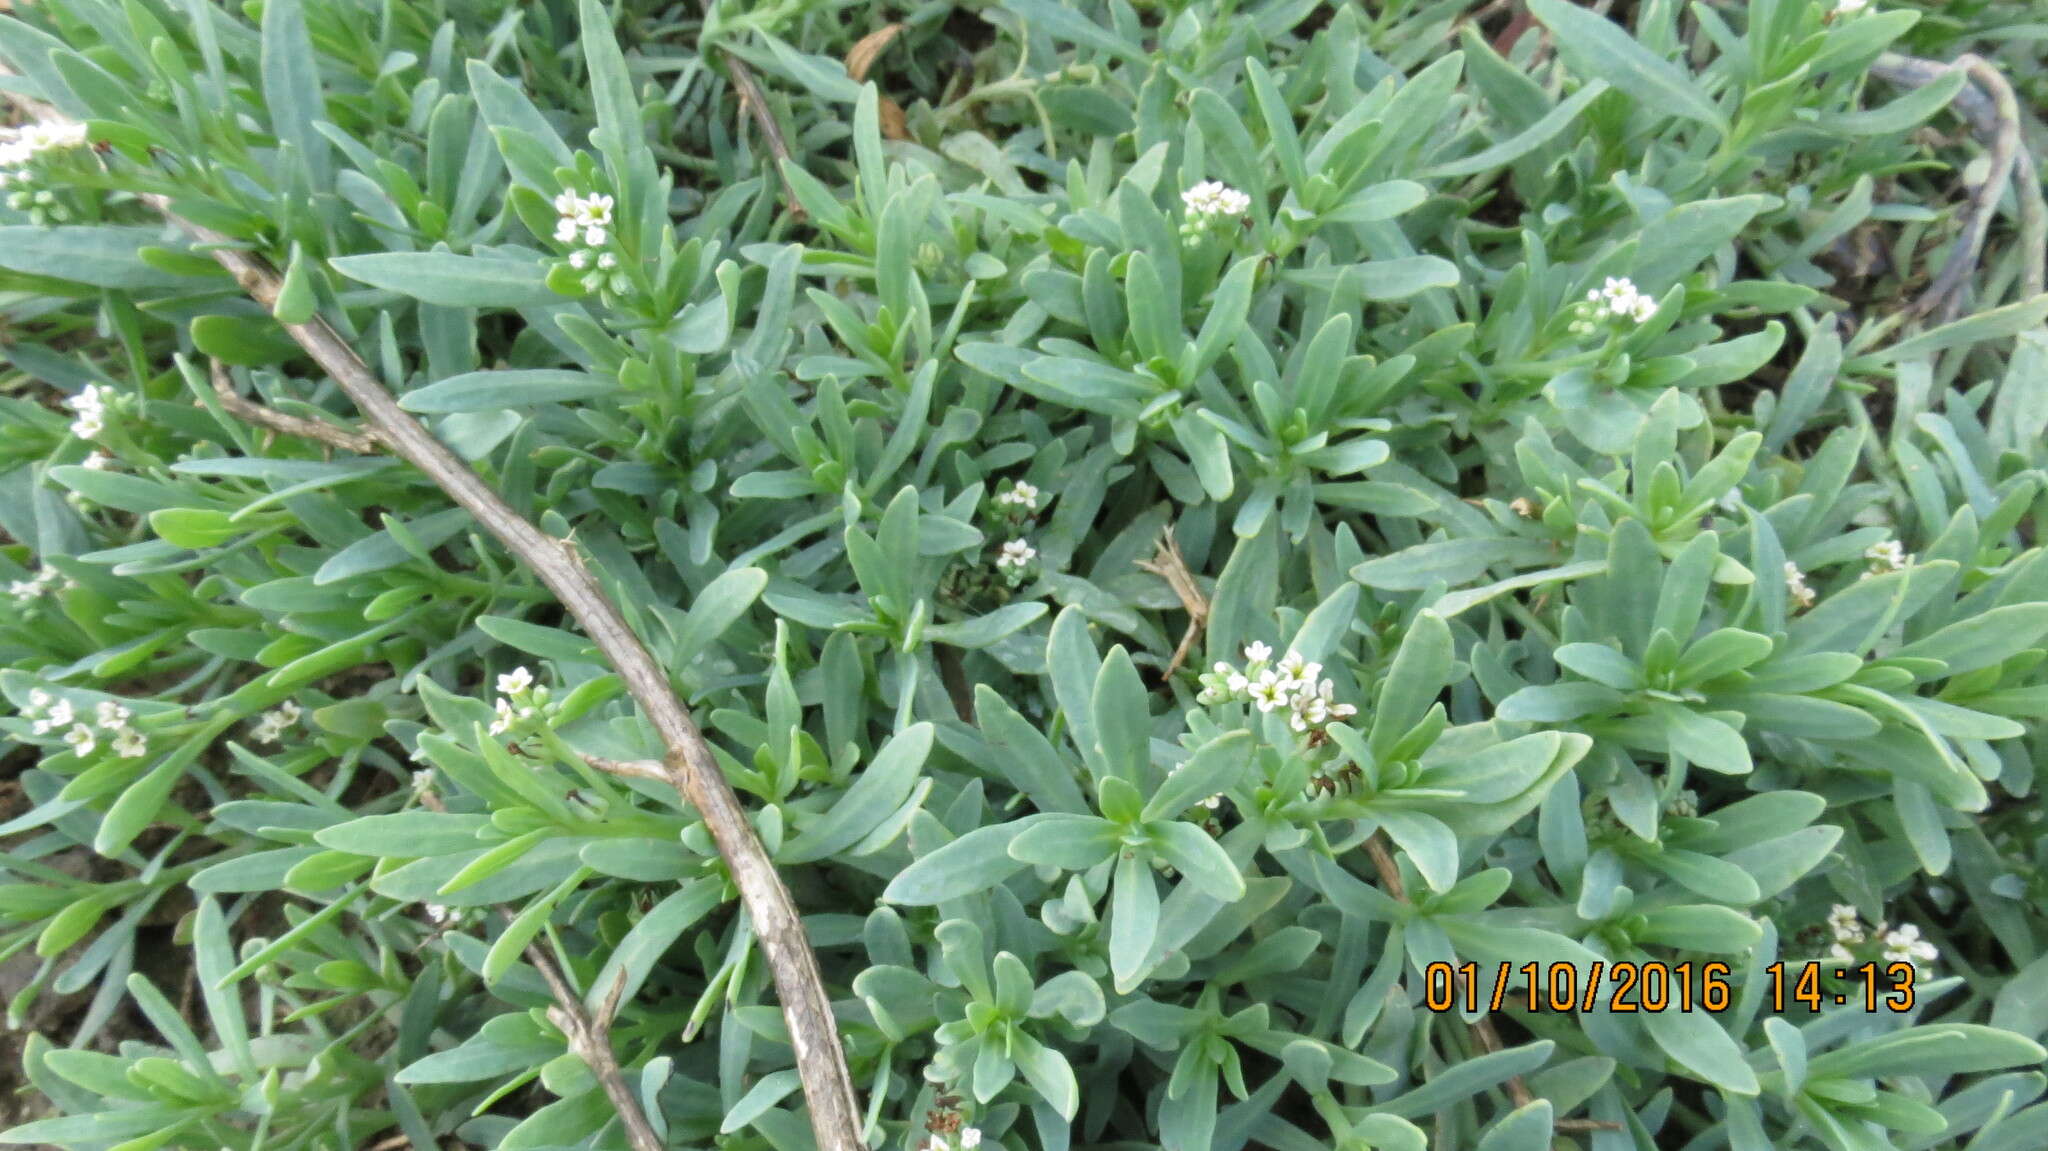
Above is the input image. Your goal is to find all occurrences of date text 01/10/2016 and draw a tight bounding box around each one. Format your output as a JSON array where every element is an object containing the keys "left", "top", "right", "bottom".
[{"left": 1421, "top": 960, "right": 1919, "bottom": 1014}]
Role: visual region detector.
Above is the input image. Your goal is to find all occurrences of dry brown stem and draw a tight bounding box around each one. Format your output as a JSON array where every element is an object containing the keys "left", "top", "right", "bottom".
[
  {"left": 1870, "top": 52, "right": 2043, "bottom": 321},
  {"left": 1361, "top": 830, "right": 1619, "bottom": 1136},
  {"left": 1135, "top": 529, "right": 1210, "bottom": 679}
]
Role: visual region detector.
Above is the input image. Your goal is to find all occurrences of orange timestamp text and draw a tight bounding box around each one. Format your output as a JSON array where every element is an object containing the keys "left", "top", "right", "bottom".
[
  {"left": 1424, "top": 961, "right": 1734, "bottom": 1014},
  {"left": 1421, "top": 959, "right": 1918, "bottom": 1015}
]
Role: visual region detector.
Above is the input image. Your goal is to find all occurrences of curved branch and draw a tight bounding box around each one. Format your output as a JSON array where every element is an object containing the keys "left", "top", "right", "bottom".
[
  {"left": 1870, "top": 52, "right": 2042, "bottom": 321},
  {"left": 5, "top": 62, "right": 868, "bottom": 1148},
  {"left": 172, "top": 211, "right": 868, "bottom": 1150}
]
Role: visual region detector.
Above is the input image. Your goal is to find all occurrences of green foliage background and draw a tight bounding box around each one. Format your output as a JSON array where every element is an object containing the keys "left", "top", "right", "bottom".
[{"left": 2, "top": 0, "right": 2048, "bottom": 1148}]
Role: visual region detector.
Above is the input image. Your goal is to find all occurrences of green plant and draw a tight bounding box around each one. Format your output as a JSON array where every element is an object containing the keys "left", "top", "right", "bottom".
[{"left": 2, "top": 0, "right": 2047, "bottom": 1148}]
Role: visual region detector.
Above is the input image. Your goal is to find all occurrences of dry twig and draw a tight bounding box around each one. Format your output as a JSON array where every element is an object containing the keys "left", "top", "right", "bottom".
[
  {"left": 167, "top": 208, "right": 865, "bottom": 1150},
  {"left": 580, "top": 753, "right": 673, "bottom": 783},
  {"left": 1, "top": 58, "right": 868, "bottom": 1146},
  {"left": 531, "top": 955, "right": 664, "bottom": 1151},
  {"left": 1870, "top": 52, "right": 2044, "bottom": 321},
  {"left": 1135, "top": 529, "right": 1209, "bottom": 679},
  {"left": 1362, "top": 830, "right": 1620, "bottom": 1135},
  {"left": 712, "top": 39, "right": 807, "bottom": 222},
  {"left": 208, "top": 359, "right": 383, "bottom": 455}
]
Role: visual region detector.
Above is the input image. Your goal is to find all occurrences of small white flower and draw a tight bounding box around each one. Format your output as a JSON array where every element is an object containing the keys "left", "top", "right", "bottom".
[
  {"left": 412, "top": 769, "right": 435, "bottom": 793},
  {"left": 928, "top": 1137, "right": 949, "bottom": 1151},
  {"left": 574, "top": 193, "right": 614, "bottom": 227},
  {"left": 496, "top": 667, "right": 535, "bottom": 696},
  {"left": 1865, "top": 539, "right": 1909, "bottom": 573},
  {"left": 1783, "top": 561, "right": 1816, "bottom": 609},
  {"left": 1882, "top": 923, "right": 1938, "bottom": 966},
  {"left": 111, "top": 729, "right": 148, "bottom": 758},
  {"left": 488, "top": 697, "right": 518, "bottom": 736},
  {"left": 82, "top": 451, "right": 113, "bottom": 470},
  {"left": 24, "top": 689, "right": 52, "bottom": 717},
  {"left": 1225, "top": 671, "right": 1250, "bottom": 694},
  {"left": 1200, "top": 794, "right": 1222, "bottom": 810},
  {"left": 569, "top": 249, "right": 590, "bottom": 270},
  {"left": 596, "top": 252, "right": 617, "bottom": 270},
  {"left": 1181, "top": 180, "right": 1251, "bottom": 220},
  {"left": 1290, "top": 690, "right": 1331, "bottom": 733},
  {"left": 94, "top": 700, "right": 132, "bottom": 729},
  {"left": 1827, "top": 942, "right": 1854, "bottom": 962},
  {"left": 250, "top": 701, "right": 301, "bottom": 744},
  {"left": 995, "top": 538, "right": 1037, "bottom": 570},
  {"left": 1577, "top": 277, "right": 1658, "bottom": 328},
  {"left": 63, "top": 724, "right": 96, "bottom": 755},
  {"left": 996, "top": 481, "right": 1041, "bottom": 510},
  {"left": 1243, "top": 642, "right": 1272, "bottom": 664},
  {"left": 64, "top": 384, "right": 110, "bottom": 440},
  {"left": 552, "top": 190, "right": 614, "bottom": 251},
  {"left": 1828, "top": 904, "right": 1866, "bottom": 943},
  {"left": 33, "top": 697, "right": 75, "bottom": 735},
  {"left": 1835, "top": 0, "right": 1869, "bottom": 14},
  {"left": 1247, "top": 671, "right": 1290, "bottom": 713},
  {"left": 424, "top": 903, "right": 455, "bottom": 924},
  {"left": 959, "top": 1129, "right": 982, "bottom": 1150}
]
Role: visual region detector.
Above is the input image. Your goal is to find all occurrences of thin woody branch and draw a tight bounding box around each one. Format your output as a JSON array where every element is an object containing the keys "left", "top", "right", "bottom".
[
  {"left": 158, "top": 208, "right": 866, "bottom": 1149},
  {"left": 207, "top": 359, "right": 383, "bottom": 454},
  {"left": 0, "top": 64, "right": 866, "bottom": 1143},
  {"left": 532, "top": 952, "right": 664, "bottom": 1151},
  {"left": 1362, "top": 830, "right": 1620, "bottom": 1134},
  {"left": 711, "top": 38, "right": 807, "bottom": 223},
  {"left": 1136, "top": 528, "right": 1209, "bottom": 680},
  {"left": 418, "top": 752, "right": 663, "bottom": 1150},
  {"left": 582, "top": 752, "right": 673, "bottom": 783},
  {"left": 1869, "top": 52, "right": 2044, "bottom": 321}
]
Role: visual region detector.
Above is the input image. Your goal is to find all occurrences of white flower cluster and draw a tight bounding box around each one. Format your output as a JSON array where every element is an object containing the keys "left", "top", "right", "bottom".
[
  {"left": 0, "top": 121, "right": 89, "bottom": 172},
  {"left": 986, "top": 480, "right": 1044, "bottom": 586},
  {"left": 7, "top": 565, "right": 69, "bottom": 605},
  {"left": 487, "top": 665, "right": 552, "bottom": 736},
  {"left": 1569, "top": 276, "right": 1659, "bottom": 336},
  {"left": 1783, "top": 561, "right": 1817, "bottom": 610},
  {"left": 1, "top": 121, "right": 90, "bottom": 224},
  {"left": 553, "top": 189, "right": 628, "bottom": 295},
  {"left": 65, "top": 383, "right": 115, "bottom": 441},
  {"left": 1198, "top": 642, "right": 1359, "bottom": 734},
  {"left": 927, "top": 1129, "right": 982, "bottom": 1151},
  {"left": 1180, "top": 180, "right": 1250, "bottom": 238},
  {"left": 424, "top": 902, "right": 459, "bottom": 925},
  {"left": 22, "top": 692, "right": 147, "bottom": 758},
  {"left": 1826, "top": 904, "right": 1938, "bottom": 967},
  {"left": 1860, "top": 538, "right": 1909, "bottom": 579},
  {"left": 1881, "top": 922, "right": 1938, "bottom": 966},
  {"left": 995, "top": 481, "right": 1040, "bottom": 511},
  {"left": 250, "top": 700, "right": 302, "bottom": 744}
]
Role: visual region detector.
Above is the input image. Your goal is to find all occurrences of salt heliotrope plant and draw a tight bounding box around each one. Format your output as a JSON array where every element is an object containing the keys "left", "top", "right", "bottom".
[{"left": 3, "top": 0, "right": 2048, "bottom": 1149}]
